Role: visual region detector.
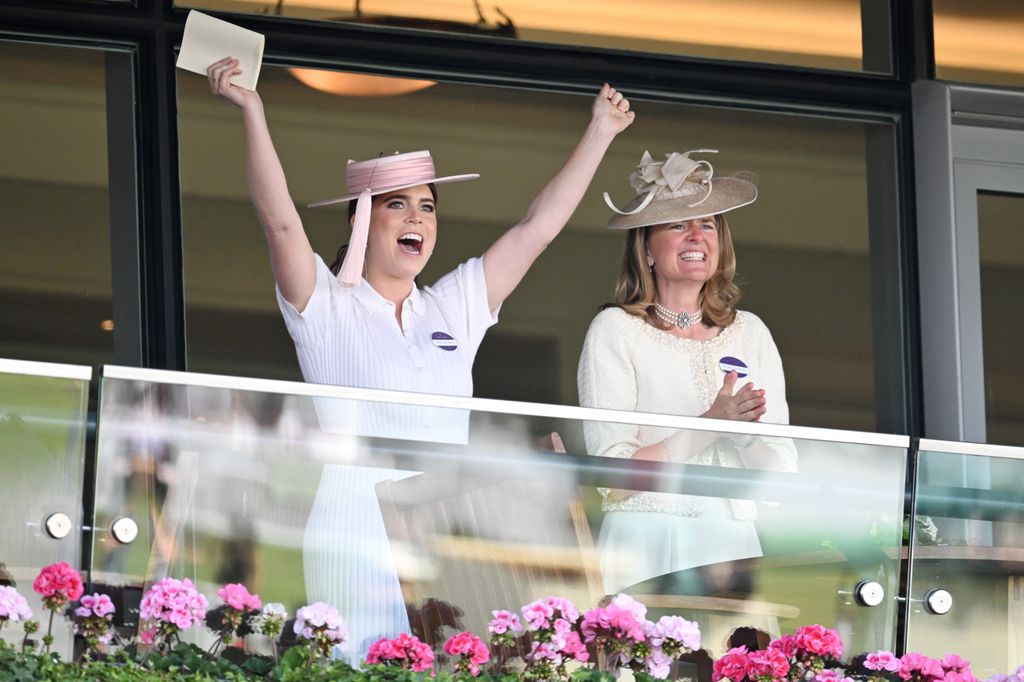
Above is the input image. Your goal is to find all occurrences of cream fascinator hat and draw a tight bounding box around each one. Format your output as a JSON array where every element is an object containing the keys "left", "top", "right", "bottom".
[
  {"left": 307, "top": 150, "right": 478, "bottom": 286},
  {"left": 604, "top": 149, "right": 757, "bottom": 230}
]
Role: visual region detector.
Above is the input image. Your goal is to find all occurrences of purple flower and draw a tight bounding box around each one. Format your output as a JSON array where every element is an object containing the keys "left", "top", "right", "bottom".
[
  {"left": 0, "top": 586, "right": 33, "bottom": 623},
  {"left": 815, "top": 670, "right": 853, "bottom": 682},
  {"left": 647, "top": 648, "right": 673, "bottom": 679},
  {"left": 294, "top": 601, "right": 347, "bottom": 645},
  {"left": 650, "top": 615, "right": 701, "bottom": 653}
]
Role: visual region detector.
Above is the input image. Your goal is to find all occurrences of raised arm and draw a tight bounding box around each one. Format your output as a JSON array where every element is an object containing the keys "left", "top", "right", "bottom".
[
  {"left": 482, "top": 84, "right": 635, "bottom": 311},
  {"left": 208, "top": 57, "right": 316, "bottom": 311}
]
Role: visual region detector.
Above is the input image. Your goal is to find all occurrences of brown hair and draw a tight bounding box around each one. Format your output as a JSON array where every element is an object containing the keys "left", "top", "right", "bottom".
[
  {"left": 328, "top": 183, "right": 438, "bottom": 276},
  {"left": 611, "top": 214, "right": 741, "bottom": 329}
]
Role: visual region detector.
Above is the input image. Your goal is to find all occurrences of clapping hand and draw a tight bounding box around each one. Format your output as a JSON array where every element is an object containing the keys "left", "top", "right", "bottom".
[
  {"left": 207, "top": 57, "right": 259, "bottom": 109},
  {"left": 703, "top": 370, "right": 767, "bottom": 422},
  {"left": 592, "top": 83, "right": 635, "bottom": 135}
]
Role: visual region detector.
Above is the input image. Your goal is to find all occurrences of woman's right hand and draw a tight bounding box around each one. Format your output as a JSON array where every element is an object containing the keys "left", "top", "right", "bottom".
[
  {"left": 207, "top": 57, "right": 259, "bottom": 110},
  {"left": 702, "top": 370, "right": 767, "bottom": 422}
]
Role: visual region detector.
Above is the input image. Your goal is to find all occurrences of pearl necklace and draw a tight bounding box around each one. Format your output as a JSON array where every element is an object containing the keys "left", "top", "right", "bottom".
[{"left": 654, "top": 302, "right": 703, "bottom": 329}]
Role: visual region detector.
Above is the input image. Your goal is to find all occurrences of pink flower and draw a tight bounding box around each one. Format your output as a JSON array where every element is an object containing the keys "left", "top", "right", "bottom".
[
  {"left": 33, "top": 562, "right": 84, "bottom": 607},
  {"left": 488, "top": 609, "right": 523, "bottom": 636},
  {"left": 560, "top": 630, "right": 590, "bottom": 663},
  {"left": 795, "top": 624, "right": 844, "bottom": 659},
  {"left": 713, "top": 646, "right": 751, "bottom": 682},
  {"left": 610, "top": 593, "right": 648, "bottom": 621},
  {"left": 522, "top": 596, "right": 580, "bottom": 632},
  {"left": 866, "top": 651, "right": 902, "bottom": 673},
  {"left": 217, "top": 583, "right": 261, "bottom": 612},
  {"left": 139, "top": 577, "right": 208, "bottom": 632},
  {"left": 138, "top": 628, "right": 156, "bottom": 645},
  {"left": 528, "top": 640, "right": 564, "bottom": 665},
  {"left": 900, "top": 653, "right": 946, "bottom": 682},
  {"left": 367, "top": 633, "right": 434, "bottom": 673},
  {"left": 815, "top": 670, "right": 853, "bottom": 682},
  {"left": 0, "top": 586, "right": 33, "bottom": 623},
  {"left": 748, "top": 647, "right": 791, "bottom": 681},
  {"left": 444, "top": 631, "right": 489, "bottom": 676},
  {"left": 943, "top": 655, "right": 972, "bottom": 674},
  {"left": 522, "top": 599, "right": 555, "bottom": 630},
  {"left": 770, "top": 634, "right": 799, "bottom": 658},
  {"left": 78, "top": 593, "right": 116, "bottom": 619},
  {"left": 580, "top": 603, "right": 647, "bottom": 647}
]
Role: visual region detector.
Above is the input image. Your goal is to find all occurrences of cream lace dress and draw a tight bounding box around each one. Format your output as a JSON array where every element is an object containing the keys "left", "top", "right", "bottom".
[{"left": 577, "top": 307, "right": 797, "bottom": 594}]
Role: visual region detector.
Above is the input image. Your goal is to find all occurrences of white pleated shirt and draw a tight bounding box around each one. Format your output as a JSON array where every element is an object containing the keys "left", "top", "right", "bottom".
[{"left": 276, "top": 254, "right": 499, "bottom": 442}]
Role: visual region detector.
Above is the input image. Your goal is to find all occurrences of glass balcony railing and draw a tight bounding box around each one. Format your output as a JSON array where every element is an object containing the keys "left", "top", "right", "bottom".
[
  {"left": 89, "top": 365, "right": 908, "bottom": 661},
  {"left": 908, "top": 439, "right": 1024, "bottom": 677},
  {"left": 10, "top": 356, "right": 1024, "bottom": 667},
  {"left": 0, "top": 358, "right": 91, "bottom": 657}
]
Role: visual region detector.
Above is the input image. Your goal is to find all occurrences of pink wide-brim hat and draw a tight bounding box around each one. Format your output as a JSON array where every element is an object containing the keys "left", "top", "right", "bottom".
[
  {"left": 307, "top": 150, "right": 478, "bottom": 208},
  {"left": 306, "top": 150, "right": 478, "bottom": 287}
]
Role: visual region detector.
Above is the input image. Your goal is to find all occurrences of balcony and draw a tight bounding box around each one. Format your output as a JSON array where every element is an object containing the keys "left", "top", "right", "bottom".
[{"left": 2, "top": 358, "right": 1022, "bottom": 673}]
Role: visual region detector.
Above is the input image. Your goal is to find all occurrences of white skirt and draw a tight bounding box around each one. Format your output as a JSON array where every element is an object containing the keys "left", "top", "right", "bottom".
[
  {"left": 303, "top": 463, "right": 418, "bottom": 662},
  {"left": 597, "top": 498, "right": 762, "bottom": 595}
]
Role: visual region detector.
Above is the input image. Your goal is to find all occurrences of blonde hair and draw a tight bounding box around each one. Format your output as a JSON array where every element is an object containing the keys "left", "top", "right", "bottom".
[{"left": 611, "top": 214, "right": 741, "bottom": 329}]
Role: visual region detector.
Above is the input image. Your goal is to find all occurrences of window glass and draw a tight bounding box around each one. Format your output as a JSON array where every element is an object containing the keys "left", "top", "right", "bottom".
[
  {"left": 934, "top": 0, "right": 1024, "bottom": 88},
  {"left": 179, "top": 65, "right": 885, "bottom": 432},
  {"left": 978, "top": 191, "right": 1024, "bottom": 446},
  {"left": 176, "top": 0, "right": 887, "bottom": 73},
  {"left": 0, "top": 42, "right": 114, "bottom": 366}
]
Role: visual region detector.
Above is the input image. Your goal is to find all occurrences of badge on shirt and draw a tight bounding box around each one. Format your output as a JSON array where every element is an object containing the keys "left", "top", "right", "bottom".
[
  {"left": 718, "top": 355, "right": 749, "bottom": 378},
  {"left": 431, "top": 331, "right": 458, "bottom": 351}
]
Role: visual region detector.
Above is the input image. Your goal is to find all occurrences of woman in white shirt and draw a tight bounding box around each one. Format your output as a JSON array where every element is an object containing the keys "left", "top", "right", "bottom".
[
  {"left": 207, "top": 58, "right": 634, "bottom": 659},
  {"left": 577, "top": 149, "right": 796, "bottom": 598}
]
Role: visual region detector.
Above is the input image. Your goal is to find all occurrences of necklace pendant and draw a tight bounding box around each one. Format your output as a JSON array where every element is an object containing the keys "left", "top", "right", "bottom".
[{"left": 677, "top": 311, "right": 694, "bottom": 328}]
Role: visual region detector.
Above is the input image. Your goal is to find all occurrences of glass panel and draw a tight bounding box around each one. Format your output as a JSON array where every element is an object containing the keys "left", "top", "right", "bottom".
[
  {"left": 978, "top": 192, "right": 1024, "bottom": 447},
  {"left": 175, "top": 0, "right": 884, "bottom": 72},
  {"left": 935, "top": 1, "right": 1024, "bottom": 88},
  {"left": 179, "top": 64, "right": 885, "bottom": 432},
  {"left": 92, "top": 368, "right": 906, "bottom": 663},
  {"left": 0, "top": 360, "right": 90, "bottom": 657},
  {"left": 909, "top": 445, "right": 1024, "bottom": 676},
  {"left": 0, "top": 42, "right": 114, "bottom": 366}
]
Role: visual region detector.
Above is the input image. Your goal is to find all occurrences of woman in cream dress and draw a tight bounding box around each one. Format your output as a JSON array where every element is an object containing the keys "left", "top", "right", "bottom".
[{"left": 578, "top": 150, "right": 797, "bottom": 598}]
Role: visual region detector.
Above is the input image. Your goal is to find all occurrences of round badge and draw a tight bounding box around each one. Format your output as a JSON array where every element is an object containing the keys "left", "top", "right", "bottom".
[
  {"left": 431, "top": 331, "right": 458, "bottom": 351},
  {"left": 718, "top": 356, "right": 748, "bottom": 378}
]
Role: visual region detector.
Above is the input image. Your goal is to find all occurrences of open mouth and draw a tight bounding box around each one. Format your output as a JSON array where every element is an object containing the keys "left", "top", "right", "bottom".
[
  {"left": 398, "top": 232, "right": 424, "bottom": 255},
  {"left": 680, "top": 250, "right": 706, "bottom": 262}
]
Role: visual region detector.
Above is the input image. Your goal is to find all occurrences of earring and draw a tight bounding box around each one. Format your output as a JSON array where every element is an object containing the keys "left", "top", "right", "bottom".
[{"left": 647, "top": 257, "right": 655, "bottom": 269}]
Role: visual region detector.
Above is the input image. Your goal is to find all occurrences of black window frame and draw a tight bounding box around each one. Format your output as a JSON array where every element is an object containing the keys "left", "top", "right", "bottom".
[{"left": 0, "top": 0, "right": 932, "bottom": 437}]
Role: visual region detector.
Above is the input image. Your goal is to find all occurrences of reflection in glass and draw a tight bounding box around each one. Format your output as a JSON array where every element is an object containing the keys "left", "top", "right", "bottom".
[
  {"left": 978, "top": 192, "right": 1024, "bottom": 446},
  {"left": 935, "top": 0, "right": 1024, "bottom": 88},
  {"left": 910, "top": 448, "right": 1024, "bottom": 676},
  {"left": 178, "top": 64, "right": 881, "bottom": 432},
  {"left": 0, "top": 363, "right": 89, "bottom": 657},
  {"left": 0, "top": 42, "right": 113, "bottom": 365},
  {"left": 92, "top": 370, "right": 906, "bottom": 664},
  {"left": 174, "top": 0, "right": 877, "bottom": 72}
]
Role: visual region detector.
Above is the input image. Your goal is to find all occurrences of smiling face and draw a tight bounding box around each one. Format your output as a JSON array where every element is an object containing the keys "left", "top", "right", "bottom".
[
  {"left": 360, "top": 184, "right": 438, "bottom": 283},
  {"left": 645, "top": 216, "right": 721, "bottom": 288}
]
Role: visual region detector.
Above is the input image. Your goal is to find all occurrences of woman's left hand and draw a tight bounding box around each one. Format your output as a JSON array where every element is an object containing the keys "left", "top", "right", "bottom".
[{"left": 592, "top": 83, "right": 636, "bottom": 135}]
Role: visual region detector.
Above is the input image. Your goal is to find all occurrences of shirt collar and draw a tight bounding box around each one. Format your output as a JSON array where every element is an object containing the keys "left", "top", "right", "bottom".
[{"left": 351, "top": 278, "right": 426, "bottom": 316}]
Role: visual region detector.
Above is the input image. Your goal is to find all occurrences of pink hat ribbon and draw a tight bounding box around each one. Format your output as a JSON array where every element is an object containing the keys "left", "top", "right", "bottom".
[{"left": 337, "top": 152, "right": 439, "bottom": 287}]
